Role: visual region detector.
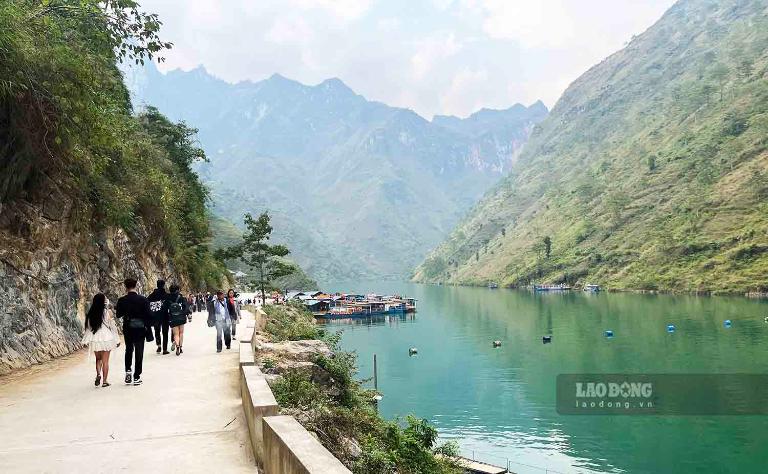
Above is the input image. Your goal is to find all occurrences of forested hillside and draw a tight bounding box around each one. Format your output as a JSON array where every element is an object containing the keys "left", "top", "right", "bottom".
[
  {"left": 415, "top": 0, "right": 768, "bottom": 295},
  {"left": 126, "top": 64, "right": 547, "bottom": 281},
  {"left": 0, "top": 0, "right": 227, "bottom": 373}
]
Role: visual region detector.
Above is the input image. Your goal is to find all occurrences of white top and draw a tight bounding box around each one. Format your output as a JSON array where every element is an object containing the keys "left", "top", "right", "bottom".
[{"left": 212, "top": 299, "right": 230, "bottom": 322}]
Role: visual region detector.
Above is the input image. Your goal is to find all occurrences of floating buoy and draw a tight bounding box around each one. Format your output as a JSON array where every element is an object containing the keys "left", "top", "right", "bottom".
[
  {"left": 724, "top": 320, "right": 732, "bottom": 328},
  {"left": 542, "top": 335, "right": 552, "bottom": 344},
  {"left": 408, "top": 347, "right": 418, "bottom": 356},
  {"left": 493, "top": 340, "right": 502, "bottom": 347},
  {"left": 764, "top": 316, "right": 767, "bottom": 323},
  {"left": 604, "top": 330, "right": 614, "bottom": 338},
  {"left": 667, "top": 324, "right": 676, "bottom": 333}
]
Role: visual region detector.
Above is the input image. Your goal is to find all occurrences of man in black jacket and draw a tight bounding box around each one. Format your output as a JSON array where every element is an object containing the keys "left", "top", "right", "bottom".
[
  {"left": 115, "top": 277, "right": 152, "bottom": 386},
  {"left": 148, "top": 279, "right": 169, "bottom": 354}
]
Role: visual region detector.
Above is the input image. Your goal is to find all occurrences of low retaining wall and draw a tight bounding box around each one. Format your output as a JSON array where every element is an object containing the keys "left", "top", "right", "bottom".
[
  {"left": 263, "top": 416, "right": 351, "bottom": 474},
  {"left": 240, "top": 364, "right": 278, "bottom": 465},
  {"left": 238, "top": 309, "right": 351, "bottom": 474}
]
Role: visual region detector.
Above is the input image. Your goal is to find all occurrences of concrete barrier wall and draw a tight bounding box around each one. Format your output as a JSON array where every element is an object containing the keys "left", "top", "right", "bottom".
[
  {"left": 239, "top": 342, "right": 255, "bottom": 367},
  {"left": 240, "top": 324, "right": 255, "bottom": 344},
  {"left": 238, "top": 309, "right": 350, "bottom": 474},
  {"left": 263, "top": 416, "right": 351, "bottom": 474},
  {"left": 240, "top": 364, "right": 279, "bottom": 467}
]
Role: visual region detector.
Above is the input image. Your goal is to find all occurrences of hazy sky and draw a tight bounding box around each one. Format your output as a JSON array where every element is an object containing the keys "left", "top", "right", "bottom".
[{"left": 138, "top": 0, "right": 676, "bottom": 118}]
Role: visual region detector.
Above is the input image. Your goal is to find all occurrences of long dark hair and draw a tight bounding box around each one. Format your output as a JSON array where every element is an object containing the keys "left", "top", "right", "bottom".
[{"left": 86, "top": 293, "right": 106, "bottom": 333}]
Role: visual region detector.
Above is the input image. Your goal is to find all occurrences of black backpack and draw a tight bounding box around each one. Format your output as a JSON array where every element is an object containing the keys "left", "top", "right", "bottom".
[{"left": 169, "top": 295, "right": 185, "bottom": 324}]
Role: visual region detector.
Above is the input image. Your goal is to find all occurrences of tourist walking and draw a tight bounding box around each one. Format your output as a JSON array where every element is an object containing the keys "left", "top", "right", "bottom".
[
  {"left": 226, "top": 289, "right": 240, "bottom": 340},
  {"left": 209, "top": 290, "right": 232, "bottom": 352},
  {"left": 165, "top": 284, "right": 189, "bottom": 356},
  {"left": 115, "top": 278, "right": 152, "bottom": 385},
  {"left": 206, "top": 291, "right": 215, "bottom": 323},
  {"left": 148, "top": 279, "right": 170, "bottom": 354},
  {"left": 81, "top": 293, "right": 120, "bottom": 387}
]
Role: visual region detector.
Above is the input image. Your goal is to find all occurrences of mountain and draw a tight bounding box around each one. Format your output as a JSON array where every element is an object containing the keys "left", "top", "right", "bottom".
[
  {"left": 125, "top": 65, "right": 547, "bottom": 281},
  {"left": 414, "top": 0, "right": 768, "bottom": 295}
]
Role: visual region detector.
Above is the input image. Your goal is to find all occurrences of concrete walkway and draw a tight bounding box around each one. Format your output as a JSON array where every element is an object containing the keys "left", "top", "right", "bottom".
[{"left": 0, "top": 311, "right": 255, "bottom": 473}]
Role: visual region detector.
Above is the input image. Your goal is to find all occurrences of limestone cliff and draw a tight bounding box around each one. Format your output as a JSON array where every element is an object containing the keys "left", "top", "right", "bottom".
[{"left": 0, "top": 182, "right": 185, "bottom": 375}]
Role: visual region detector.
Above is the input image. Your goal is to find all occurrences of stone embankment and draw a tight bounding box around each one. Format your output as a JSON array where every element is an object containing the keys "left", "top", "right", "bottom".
[
  {"left": 238, "top": 309, "right": 351, "bottom": 474},
  {"left": 0, "top": 191, "right": 183, "bottom": 374}
]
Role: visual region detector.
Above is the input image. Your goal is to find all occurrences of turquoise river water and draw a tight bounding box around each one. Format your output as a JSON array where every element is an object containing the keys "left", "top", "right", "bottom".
[{"left": 319, "top": 281, "right": 768, "bottom": 474}]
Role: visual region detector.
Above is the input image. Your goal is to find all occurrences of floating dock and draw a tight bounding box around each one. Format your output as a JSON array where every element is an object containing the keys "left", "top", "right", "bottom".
[{"left": 454, "top": 456, "right": 510, "bottom": 474}]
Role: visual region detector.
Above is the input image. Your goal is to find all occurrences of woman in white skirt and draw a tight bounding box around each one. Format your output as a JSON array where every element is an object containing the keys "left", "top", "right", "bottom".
[{"left": 81, "top": 293, "right": 120, "bottom": 387}]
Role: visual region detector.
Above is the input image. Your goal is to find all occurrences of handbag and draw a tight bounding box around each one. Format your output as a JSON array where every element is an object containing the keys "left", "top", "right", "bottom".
[{"left": 128, "top": 317, "right": 145, "bottom": 330}]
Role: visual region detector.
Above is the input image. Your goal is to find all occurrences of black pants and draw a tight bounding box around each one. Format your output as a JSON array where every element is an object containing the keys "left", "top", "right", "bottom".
[
  {"left": 124, "top": 327, "right": 146, "bottom": 377},
  {"left": 153, "top": 320, "right": 170, "bottom": 351}
]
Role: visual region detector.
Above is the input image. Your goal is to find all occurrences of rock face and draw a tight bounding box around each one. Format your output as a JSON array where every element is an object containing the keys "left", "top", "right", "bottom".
[
  {"left": 253, "top": 335, "right": 334, "bottom": 385},
  {"left": 0, "top": 189, "right": 183, "bottom": 375},
  {"left": 253, "top": 337, "right": 334, "bottom": 362}
]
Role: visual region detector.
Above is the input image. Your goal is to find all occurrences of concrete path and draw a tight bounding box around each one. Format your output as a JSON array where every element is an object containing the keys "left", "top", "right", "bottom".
[{"left": 0, "top": 311, "right": 255, "bottom": 473}]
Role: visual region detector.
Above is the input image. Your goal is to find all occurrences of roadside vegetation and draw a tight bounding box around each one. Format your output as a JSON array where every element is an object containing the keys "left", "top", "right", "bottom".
[
  {"left": 259, "top": 303, "right": 461, "bottom": 473},
  {"left": 0, "top": 0, "right": 227, "bottom": 288}
]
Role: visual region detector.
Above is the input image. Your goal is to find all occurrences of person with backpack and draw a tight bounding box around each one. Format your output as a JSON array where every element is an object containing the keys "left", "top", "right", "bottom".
[
  {"left": 148, "top": 279, "right": 170, "bottom": 355},
  {"left": 165, "top": 284, "right": 189, "bottom": 356},
  {"left": 115, "top": 278, "right": 152, "bottom": 386}
]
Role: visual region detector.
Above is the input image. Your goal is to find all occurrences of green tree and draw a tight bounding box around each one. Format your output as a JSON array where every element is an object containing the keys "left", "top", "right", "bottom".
[
  {"left": 647, "top": 154, "right": 657, "bottom": 171},
  {"left": 543, "top": 236, "right": 552, "bottom": 258},
  {"left": 709, "top": 62, "right": 729, "bottom": 101},
  {"left": 218, "top": 212, "right": 295, "bottom": 303}
]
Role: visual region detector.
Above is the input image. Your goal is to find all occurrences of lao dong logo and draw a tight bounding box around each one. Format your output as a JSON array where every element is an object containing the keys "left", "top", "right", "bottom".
[
  {"left": 576, "top": 381, "right": 653, "bottom": 399},
  {"left": 570, "top": 380, "right": 654, "bottom": 411}
]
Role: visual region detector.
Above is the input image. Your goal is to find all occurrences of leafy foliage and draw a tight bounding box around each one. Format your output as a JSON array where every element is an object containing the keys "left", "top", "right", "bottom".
[
  {"left": 209, "top": 216, "right": 318, "bottom": 290},
  {"left": 216, "top": 212, "right": 299, "bottom": 301},
  {"left": 262, "top": 302, "right": 325, "bottom": 342},
  {"left": 0, "top": 0, "right": 226, "bottom": 289}
]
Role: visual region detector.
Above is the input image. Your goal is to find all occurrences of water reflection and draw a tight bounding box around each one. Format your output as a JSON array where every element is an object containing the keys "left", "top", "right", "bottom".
[{"left": 320, "top": 281, "right": 768, "bottom": 474}]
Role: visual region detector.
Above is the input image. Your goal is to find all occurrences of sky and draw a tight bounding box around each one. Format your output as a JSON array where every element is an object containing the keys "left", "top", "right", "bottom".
[{"left": 137, "top": 0, "right": 676, "bottom": 119}]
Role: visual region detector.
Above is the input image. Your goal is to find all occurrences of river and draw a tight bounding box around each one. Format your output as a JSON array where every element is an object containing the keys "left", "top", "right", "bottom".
[{"left": 319, "top": 281, "right": 768, "bottom": 473}]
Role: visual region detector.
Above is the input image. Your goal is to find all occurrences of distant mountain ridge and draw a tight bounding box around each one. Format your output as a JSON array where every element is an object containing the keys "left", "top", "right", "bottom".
[
  {"left": 126, "top": 64, "right": 547, "bottom": 281},
  {"left": 414, "top": 0, "right": 768, "bottom": 294}
]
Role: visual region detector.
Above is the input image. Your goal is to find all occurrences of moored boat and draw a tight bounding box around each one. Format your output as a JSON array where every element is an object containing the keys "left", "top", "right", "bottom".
[{"left": 533, "top": 284, "right": 572, "bottom": 292}]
